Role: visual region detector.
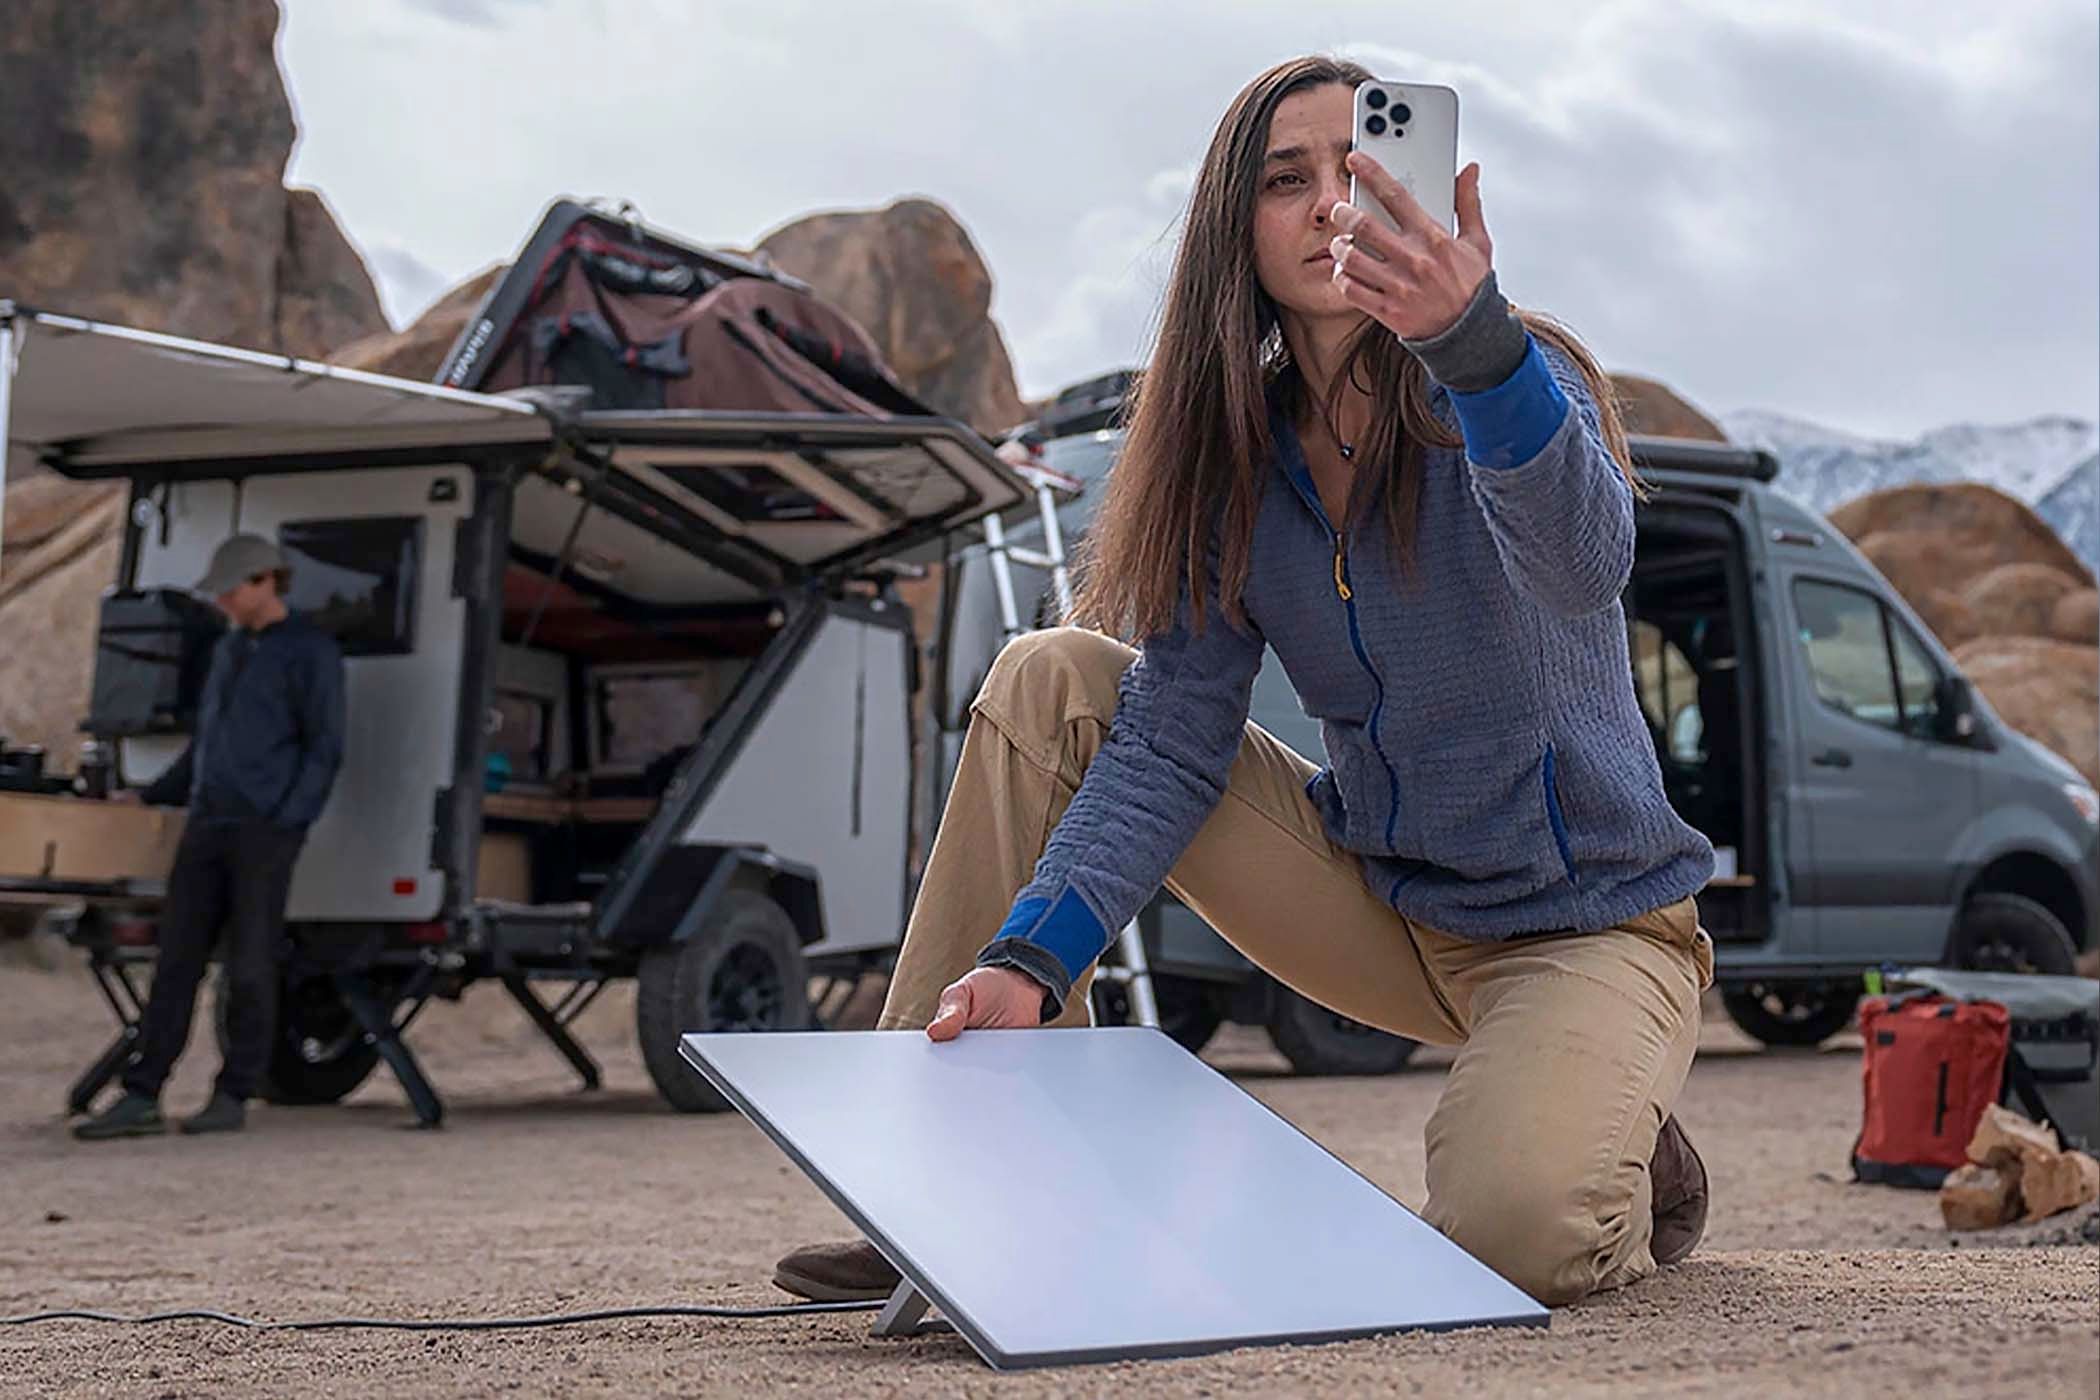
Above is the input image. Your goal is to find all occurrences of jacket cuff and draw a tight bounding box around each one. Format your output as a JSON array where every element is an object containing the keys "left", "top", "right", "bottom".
[
  {"left": 975, "top": 885, "right": 1110, "bottom": 1017},
  {"left": 1401, "top": 270, "right": 1530, "bottom": 394},
  {"left": 974, "top": 939, "right": 1071, "bottom": 1023},
  {"left": 1446, "top": 338, "right": 1572, "bottom": 470}
]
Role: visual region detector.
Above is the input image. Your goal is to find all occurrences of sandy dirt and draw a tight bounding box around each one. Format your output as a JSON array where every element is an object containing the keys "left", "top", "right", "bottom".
[{"left": 1, "top": 943, "right": 2094, "bottom": 1399}]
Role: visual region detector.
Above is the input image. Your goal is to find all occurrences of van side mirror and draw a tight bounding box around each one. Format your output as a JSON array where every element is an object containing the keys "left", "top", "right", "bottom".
[{"left": 1933, "top": 675, "right": 1978, "bottom": 743}]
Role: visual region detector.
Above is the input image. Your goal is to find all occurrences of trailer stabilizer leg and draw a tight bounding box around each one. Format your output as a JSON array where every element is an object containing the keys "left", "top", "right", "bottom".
[
  {"left": 336, "top": 970, "right": 444, "bottom": 1129},
  {"left": 66, "top": 1029, "right": 137, "bottom": 1115},
  {"left": 502, "top": 974, "right": 603, "bottom": 1091},
  {"left": 68, "top": 955, "right": 148, "bottom": 1114}
]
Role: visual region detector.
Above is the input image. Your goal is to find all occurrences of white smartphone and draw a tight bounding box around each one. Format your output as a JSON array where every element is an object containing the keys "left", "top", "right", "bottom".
[{"left": 1349, "top": 80, "right": 1460, "bottom": 235}]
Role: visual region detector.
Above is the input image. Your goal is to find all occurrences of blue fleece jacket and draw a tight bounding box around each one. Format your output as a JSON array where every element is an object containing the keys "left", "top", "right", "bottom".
[{"left": 977, "top": 316, "right": 1715, "bottom": 1004}]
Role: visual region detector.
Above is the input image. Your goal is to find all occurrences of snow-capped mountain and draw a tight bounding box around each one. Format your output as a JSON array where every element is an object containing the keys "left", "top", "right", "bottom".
[
  {"left": 1719, "top": 409, "right": 2098, "bottom": 571},
  {"left": 2037, "top": 453, "right": 2099, "bottom": 574}
]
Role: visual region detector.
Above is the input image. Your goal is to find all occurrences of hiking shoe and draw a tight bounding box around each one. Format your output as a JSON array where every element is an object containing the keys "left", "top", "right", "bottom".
[
  {"left": 1650, "top": 1113, "right": 1709, "bottom": 1267},
  {"left": 773, "top": 1239, "right": 901, "bottom": 1302},
  {"left": 72, "top": 1092, "right": 165, "bottom": 1141},
  {"left": 178, "top": 1092, "right": 247, "bottom": 1136}
]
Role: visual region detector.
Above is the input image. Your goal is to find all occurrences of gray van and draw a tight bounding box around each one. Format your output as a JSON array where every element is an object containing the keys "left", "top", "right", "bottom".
[{"left": 939, "top": 381, "right": 2099, "bottom": 1060}]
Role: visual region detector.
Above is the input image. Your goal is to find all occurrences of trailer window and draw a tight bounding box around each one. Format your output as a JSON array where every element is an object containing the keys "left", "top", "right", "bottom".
[
  {"left": 489, "top": 689, "right": 553, "bottom": 783},
  {"left": 279, "top": 517, "right": 421, "bottom": 656},
  {"left": 590, "top": 662, "right": 748, "bottom": 772}
]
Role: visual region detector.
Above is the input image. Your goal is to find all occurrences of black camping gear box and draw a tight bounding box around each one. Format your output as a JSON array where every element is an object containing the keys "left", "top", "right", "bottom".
[
  {"left": 2008, "top": 1008, "right": 2098, "bottom": 1152},
  {"left": 85, "top": 588, "right": 225, "bottom": 736}
]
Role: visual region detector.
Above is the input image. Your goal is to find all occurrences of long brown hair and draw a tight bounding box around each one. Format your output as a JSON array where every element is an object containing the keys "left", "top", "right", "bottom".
[{"left": 1071, "top": 55, "right": 1638, "bottom": 640}]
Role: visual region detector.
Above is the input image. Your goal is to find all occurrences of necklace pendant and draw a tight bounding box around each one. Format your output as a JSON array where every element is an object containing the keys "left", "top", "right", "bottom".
[{"left": 1339, "top": 443, "right": 1355, "bottom": 461}]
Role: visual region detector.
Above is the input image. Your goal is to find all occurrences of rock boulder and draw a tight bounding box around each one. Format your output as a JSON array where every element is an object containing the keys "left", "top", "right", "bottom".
[
  {"left": 332, "top": 265, "right": 506, "bottom": 382},
  {"left": 1949, "top": 636, "right": 2099, "bottom": 786},
  {"left": 2050, "top": 588, "right": 2098, "bottom": 645},
  {"left": 0, "top": 0, "right": 386, "bottom": 358},
  {"left": 1609, "top": 373, "right": 1727, "bottom": 442},
  {"left": 1836, "top": 483, "right": 2094, "bottom": 649},
  {"left": 1960, "top": 561, "right": 2086, "bottom": 642},
  {"left": 755, "top": 198, "right": 1027, "bottom": 434}
]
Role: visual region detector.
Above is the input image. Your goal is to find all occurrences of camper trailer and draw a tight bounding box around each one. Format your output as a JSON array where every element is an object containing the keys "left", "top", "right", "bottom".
[{"left": 0, "top": 212, "right": 1029, "bottom": 1125}]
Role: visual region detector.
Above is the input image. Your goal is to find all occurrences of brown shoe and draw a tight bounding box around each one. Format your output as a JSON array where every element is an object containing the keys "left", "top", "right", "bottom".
[
  {"left": 772, "top": 1239, "right": 902, "bottom": 1302},
  {"left": 1650, "top": 1114, "right": 1709, "bottom": 1267}
]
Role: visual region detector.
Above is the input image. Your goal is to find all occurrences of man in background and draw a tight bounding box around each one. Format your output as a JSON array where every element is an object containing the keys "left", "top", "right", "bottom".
[{"left": 74, "top": 534, "right": 346, "bottom": 1140}]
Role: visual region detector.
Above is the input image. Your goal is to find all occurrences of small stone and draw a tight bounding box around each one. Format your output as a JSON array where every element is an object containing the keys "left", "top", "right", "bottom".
[{"left": 43, "top": 1210, "right": 66, "bottom": 1223}]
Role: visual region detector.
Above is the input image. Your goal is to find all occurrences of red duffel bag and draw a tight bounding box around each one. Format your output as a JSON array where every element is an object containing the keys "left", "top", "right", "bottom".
[{"left": 1851, "top": 994, "right": 2011, "bottom": 1188}]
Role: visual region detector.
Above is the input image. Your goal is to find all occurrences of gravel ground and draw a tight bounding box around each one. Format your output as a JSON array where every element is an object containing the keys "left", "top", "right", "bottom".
[{"left": 1, "top": 947, "right": 2094, "bottom": 1398}]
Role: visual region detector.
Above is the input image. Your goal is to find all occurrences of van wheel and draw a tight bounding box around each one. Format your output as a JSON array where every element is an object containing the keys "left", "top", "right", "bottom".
[
  {"left": 216, "top": 972, "right": 380, "bottom": 1105},
  {"left": 1948, "top": 892, "right": 2078, "bottom": 976},
  {"left": 1266, "top": 986, "right": 1418, "bottom": 1076},
  {"left": 1719, "top": 981, "right": 1857, "bottom": 1047},
  {"left": 636, "top": 889, "right": 811, "bottom": 1113}
]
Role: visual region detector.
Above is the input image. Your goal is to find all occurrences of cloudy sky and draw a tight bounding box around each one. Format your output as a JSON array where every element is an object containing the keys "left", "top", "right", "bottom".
[{"left": 279, "top": 0, "right": 2096, "bottom": 440}]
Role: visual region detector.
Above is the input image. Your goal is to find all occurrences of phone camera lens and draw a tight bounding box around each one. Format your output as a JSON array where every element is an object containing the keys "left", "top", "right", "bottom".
[
  {"left": 1366, "top": 89, "right": 1388, "bottom": 110},
  {"left": 1365, "top": 113, "right": 1387, "bottom": 136},
  {"left": 1391, "top": 102, "right": 1412, "bottom": 125}
]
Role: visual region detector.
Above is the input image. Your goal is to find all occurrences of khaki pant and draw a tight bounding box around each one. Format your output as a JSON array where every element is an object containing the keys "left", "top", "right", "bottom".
[{"left": 881, "top": 628, "right": 1714, "bottom": 1306}]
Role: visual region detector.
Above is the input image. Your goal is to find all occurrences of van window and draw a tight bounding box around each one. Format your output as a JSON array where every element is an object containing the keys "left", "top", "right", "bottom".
[
  {"left": 1792, "top": 579, "right": 1902, "bottom": 730},
  {"left": 1889, "top": 616, "right": 1942, "bottom": 740},
  {"left": 279, "top": 516, "right": 421, "bottom": 656}
]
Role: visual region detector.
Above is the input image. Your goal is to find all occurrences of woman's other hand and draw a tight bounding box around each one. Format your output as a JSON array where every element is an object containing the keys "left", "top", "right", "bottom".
[
  {"left": 926, "top": 966, "right": 1049, "bottom": 1041},
  {"left": 1327, "top": 156, "right": 1493, "bottom": 341}
]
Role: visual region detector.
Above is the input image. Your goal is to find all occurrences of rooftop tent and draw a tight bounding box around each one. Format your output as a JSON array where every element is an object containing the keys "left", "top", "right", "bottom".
[
  {"left": 430, "top": 198, "right": 1034, "bottom": 581},
  {"left": 435, "top": 198, "right": 938, "bottom": 422}
]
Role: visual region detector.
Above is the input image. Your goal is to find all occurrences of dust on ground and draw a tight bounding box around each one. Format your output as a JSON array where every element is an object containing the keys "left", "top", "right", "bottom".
[{"left": 1, "top": 943, "right": 2093, "bottom": 1398}]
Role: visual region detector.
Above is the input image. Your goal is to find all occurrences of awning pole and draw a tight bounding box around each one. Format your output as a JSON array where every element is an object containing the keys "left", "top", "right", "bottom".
[{"left": 0, "top": 309, "right": 18, "bottom": 582}]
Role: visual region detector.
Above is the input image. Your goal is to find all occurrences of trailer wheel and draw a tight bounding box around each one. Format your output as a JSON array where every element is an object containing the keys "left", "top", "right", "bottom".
[
  {"left": 1265, "top": 987, "right": 1418, "bottom": 1076},
  {"left": 1719, "top": 981, "right": 1857, "bottom": 1047},
  {"left": 216, "top": 972, "right": 380, "bottom": 1105},
  {"left": 637, "top": 889, "right": 811, "bottom": 1113}
]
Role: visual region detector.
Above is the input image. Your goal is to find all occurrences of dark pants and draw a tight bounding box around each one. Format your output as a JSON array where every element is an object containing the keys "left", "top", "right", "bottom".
[{"left": 123, "top": 820, "right": 306, "bottom": 1102}]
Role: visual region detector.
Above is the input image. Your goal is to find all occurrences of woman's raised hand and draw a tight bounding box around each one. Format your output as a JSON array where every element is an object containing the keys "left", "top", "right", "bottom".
[{"left": 1328, "top": 156, "right": 1493, "bottom": 342}]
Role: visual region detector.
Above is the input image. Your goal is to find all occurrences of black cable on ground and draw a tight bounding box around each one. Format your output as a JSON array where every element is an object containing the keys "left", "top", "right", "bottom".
[{"left": 1, "top": 1300, "right": 884, "bottom": 1333}]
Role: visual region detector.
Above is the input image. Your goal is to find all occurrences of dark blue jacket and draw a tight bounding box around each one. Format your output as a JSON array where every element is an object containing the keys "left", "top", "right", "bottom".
[{"left": 143, "top": 613, "right": 346, "bottom": 830}]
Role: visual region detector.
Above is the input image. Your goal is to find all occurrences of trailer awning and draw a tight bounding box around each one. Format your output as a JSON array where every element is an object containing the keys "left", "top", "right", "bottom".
[
  {"left": 0, "top": 304, "right": 1034, "bottom": 590},
  {"left": 1, "top": 303, "right": 551, "bottom": 480}
]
